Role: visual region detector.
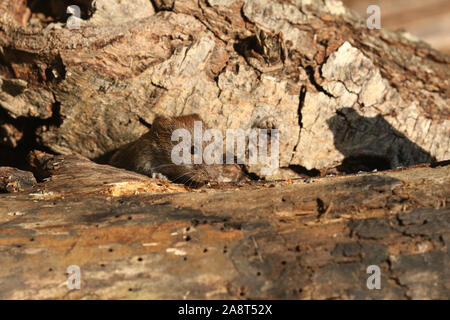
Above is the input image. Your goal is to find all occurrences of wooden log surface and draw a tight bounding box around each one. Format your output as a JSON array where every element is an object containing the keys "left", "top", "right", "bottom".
[
  {"left": 0, "top": 0, "right": 449, "bottom": 300},
  {"left": 0, "top": 0, "right": 449, "bottom": 179},
  {"left": 0, "top": 153, "right": 448, "bottom": 299}
]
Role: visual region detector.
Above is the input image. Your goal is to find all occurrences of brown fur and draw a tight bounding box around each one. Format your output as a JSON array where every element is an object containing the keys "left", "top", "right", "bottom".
[{"left": 109, "top": 114, "right": 220, "bottom": 185}]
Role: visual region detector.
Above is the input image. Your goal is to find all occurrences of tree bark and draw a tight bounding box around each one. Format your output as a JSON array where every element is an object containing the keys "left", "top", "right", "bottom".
[
  {"left": 0, "top": 0, "right": 449, "bottom": 299},
  {"left": 0, "top": 0, "right": 448, "bottom": 177},
  {"left": 0, "top": 153, "right": 449, "bottom": 299}
]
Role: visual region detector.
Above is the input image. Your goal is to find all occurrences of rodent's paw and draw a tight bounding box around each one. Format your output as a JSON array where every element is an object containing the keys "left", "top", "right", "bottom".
[{"left": 151, "top": 172, "right": 169, "bottom": 181}]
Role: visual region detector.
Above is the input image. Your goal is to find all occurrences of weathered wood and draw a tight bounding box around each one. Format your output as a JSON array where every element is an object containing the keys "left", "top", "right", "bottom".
[
  {"left": 0, "top": 166, "right": 36, "bottom": 192},
  {"left": 0, "top": 0, "right": 449, "bottom": 300},
  {"left": 0, "top": 154, "right": 448, "bottom": 299},
  {"left": 0, "top": 0, "right": 449, "bottom": 179}
]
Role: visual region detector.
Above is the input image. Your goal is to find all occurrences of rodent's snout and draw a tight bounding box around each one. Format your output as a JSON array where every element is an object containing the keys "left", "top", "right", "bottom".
[{"left": 202, "top": 164, "right": 220, "bottom": 182}]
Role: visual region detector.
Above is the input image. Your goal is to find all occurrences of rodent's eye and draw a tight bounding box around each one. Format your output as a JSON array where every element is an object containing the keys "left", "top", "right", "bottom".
[{"left": 190, "top": 146, "right": 197, "bottom": 155}]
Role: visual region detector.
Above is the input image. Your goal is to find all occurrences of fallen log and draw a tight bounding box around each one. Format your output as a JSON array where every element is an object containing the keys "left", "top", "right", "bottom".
[
  {"left": 0, "top": 0, "right": 449, "bottom": 300},
  {"left": 0, "top": 153, "right": 448, "bottom": 299},
  {"left": 0, "top": 0, "right": 449, "bottom": 178}
]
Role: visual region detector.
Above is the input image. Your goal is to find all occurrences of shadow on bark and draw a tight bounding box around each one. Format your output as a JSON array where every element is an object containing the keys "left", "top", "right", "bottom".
[{"left": 326, "top": 107, "right": 435, "bottom": 174}]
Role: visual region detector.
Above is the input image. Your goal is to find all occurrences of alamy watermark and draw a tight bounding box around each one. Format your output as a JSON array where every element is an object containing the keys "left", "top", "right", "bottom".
[
  {"left": 366, "top": 5, "right": 381, "bottom": 29},
  {"left": 67, "top": 4, "right": 381, "bottom": 31},
  {"left": 366, "top": 265, "right": 381, "bottom": 290},
  {"left": 66, "top": 5, "right": 81, "bottom": 30},
  {"left": 171, "top": 121, "right": 279, "bottom": 176},
  {"left": 66, "top": 265, "right": 81, "bottom": 290}
]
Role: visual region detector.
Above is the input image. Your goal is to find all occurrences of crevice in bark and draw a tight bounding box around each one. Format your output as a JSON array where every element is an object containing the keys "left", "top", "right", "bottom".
[
  {"left": 213, "top": 58, "right": 231, "bottom": 99},
  {"left": 232, "top": 36, "right": 265, "bottom": 75},
  {"left": 137, "top": 116, "right": 152, "bottom": 129},
  {"left": 0, "top": 50, "right": 15, "bottom": 79},
  {"left": 0, "top": 48, "right": 66, "bottom": 88},
  {"left": 297, "top": 84, "right": 306, "bottom": 129},
  {"left": 239, "top": 3, "right": 255, "bottom": 28},
  {"left": 233, "top": 35, "right": 256, "bottom": 57},
  {"left": 194, "top": 2, "right": 229, "bottom": 44},
  {"left": 0, "top": 97, "right": 62, "bottom": 170},
  {"left": 290, "top": 84, "right": 306, "bottom": 164},
  {"left": 149, "top": 0, "right": 174, "bottom": 12},
  {"left": 305, "top": 65, "right": 334, "bottom": 98},
  {"left": 386, "top": 257, "right": 412, "bottom": 300},
  {"left": 45, "top": 55, "right": 66, "bottom": 85}
]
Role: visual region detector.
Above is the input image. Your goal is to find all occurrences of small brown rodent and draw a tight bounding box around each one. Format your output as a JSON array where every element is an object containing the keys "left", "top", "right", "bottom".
[{"left": 109, "top": 114, "right": 223, "bottom": 186}]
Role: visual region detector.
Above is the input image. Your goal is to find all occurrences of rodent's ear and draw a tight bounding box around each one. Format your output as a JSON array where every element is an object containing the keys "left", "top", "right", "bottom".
[
  {"left": 151, "top": 116, "right": 173, "bottom": 134},
  {"left": 190, "top": 113, "right": 202, "bottom": 121}
]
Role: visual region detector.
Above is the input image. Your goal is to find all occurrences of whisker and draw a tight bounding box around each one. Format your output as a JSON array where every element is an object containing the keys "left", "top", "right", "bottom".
[
  {"left": 172, "top": 171, "right": 194, "bottom": 183},
  {"left": 151, "top": 163, "right": 178, "bottom": 171}
]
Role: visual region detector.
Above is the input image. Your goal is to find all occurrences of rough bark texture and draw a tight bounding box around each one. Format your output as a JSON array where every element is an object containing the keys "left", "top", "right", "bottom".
[
  {"left": 0, "top": 153, "right": 449, "bottom": 299},
  {"left": 0, "top": 166, "right": 36, "bottom": 192},
  {"left": 0, "top": 0, "right": 449, "bottom": 178},
  {"left": 0, "top": 0, "right": 449, "bottom": 300}
]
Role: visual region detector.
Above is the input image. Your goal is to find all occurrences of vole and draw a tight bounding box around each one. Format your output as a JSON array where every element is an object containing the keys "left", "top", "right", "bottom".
[{"left": 109, "top": 114, "right": 241, "bottom": 186}]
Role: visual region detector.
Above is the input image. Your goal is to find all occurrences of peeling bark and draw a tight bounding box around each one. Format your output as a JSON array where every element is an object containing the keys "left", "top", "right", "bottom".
[
  {"left": 0, "top": 0, "right": 449, "bottom": 300},
  {"left": 0, "top": 0, "right": 448, "bottom": 178}
]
